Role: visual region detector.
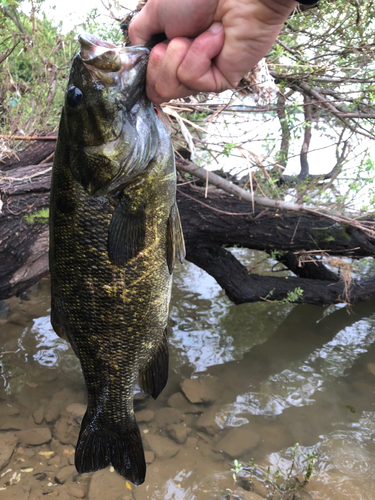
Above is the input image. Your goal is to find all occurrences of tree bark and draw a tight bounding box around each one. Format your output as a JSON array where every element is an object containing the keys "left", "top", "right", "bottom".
[{"left": 1, "top": 145, "right": 375, "bottom": 306}]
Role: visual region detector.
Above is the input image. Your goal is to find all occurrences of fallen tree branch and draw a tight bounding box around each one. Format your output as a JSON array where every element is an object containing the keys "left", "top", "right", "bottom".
[
  {"left": 186, "top": 242, "right": 375, "bottom": 307},
  {"left": 176, "top": 159, "right": 375, "bottom": 238}
]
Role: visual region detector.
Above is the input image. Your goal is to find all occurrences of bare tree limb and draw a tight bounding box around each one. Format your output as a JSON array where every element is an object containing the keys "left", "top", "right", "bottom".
[{"left": 299, "top": 93, "right": 312, "bottom": 179}]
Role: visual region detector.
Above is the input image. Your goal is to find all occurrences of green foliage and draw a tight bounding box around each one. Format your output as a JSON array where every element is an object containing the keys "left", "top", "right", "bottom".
[
  {"left": 23, "top": 208, "right": 49, "bottom": 225},
  {"left": 227, "top": 443, "right": 317, "bottom": 499},
  {"left": 265, "top": 288, "right": 304, "bottom": 304},
  {"left": 222, "top": 142, "right": 237, "bottom": 158},
  {"left": 280, "top": 288, "right": 304, "bottom": 304},
  {"left": 0, "top": 0, "right": 122, "bottom": 141}
]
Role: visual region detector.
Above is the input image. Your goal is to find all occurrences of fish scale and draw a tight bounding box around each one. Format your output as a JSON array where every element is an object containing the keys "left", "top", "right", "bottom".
[{"left": 49, "top": 33, "right": 185, "bottom": 485}]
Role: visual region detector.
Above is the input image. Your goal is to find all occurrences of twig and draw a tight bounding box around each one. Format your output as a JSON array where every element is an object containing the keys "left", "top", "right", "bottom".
[
  {"left": 0, "top": 135, "right": 57, "bottom": 141},
  {"left": 177, "top": 189, "right": 253, "bottom": 216}
]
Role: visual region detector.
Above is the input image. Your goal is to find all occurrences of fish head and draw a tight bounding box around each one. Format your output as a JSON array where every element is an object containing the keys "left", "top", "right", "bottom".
[{"left": 62, "top": 33, "right": 161, "bottom": 195}]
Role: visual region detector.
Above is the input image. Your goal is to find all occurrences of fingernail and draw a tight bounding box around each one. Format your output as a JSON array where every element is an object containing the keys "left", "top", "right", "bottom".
[{"left": 209, "top": 22, "right": 223, "bottom": 34}]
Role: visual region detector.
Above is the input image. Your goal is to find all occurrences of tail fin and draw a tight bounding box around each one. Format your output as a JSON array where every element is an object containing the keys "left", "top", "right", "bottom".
[{"left": 75, "top": 411, "right": 146, "bottom": 485}]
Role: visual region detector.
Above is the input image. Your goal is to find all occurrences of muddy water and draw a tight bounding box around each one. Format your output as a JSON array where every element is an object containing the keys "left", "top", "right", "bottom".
[{"left": 1, "top": 250, "right": 375, "bottom": 500}]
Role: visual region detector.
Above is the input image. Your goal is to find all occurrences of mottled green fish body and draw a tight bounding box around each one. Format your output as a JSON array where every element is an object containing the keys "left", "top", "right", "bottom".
[{"left": 49, "top": 33, "right": 185, "bottom": 486}]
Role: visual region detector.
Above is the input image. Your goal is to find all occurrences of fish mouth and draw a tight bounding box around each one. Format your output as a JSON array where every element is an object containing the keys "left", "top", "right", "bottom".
[{"left": 78, "top": 33, "right": 149, "bottom": 105}]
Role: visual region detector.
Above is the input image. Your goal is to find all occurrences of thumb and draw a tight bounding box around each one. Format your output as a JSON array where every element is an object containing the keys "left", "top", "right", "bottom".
[{"left": 129, "top": 3, "right": 163, "bottom": 46}]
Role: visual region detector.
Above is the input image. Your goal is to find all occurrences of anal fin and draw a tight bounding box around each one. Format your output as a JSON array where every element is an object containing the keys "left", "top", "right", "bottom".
[{"left": 139, "top": 330, "right": 169, "bottom": 399}]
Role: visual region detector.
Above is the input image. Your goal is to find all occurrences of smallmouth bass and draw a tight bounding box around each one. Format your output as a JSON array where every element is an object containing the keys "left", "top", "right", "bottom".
[{"left": 49, "top": 33, "right": 185, "bottom": 485}]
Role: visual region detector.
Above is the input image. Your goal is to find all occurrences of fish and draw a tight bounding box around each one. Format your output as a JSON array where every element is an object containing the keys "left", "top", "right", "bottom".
[{"left": 49, "top": 32, "right": 185, "bottom": 486}]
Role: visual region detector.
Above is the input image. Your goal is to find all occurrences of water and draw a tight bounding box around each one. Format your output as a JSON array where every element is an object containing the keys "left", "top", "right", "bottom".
[{"left": 1, "top": 253, "right": 375, "bottom": 499}]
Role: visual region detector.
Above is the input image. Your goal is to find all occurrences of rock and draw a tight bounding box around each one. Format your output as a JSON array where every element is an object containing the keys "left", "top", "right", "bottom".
[
  {"left": 153, "top": 407, "right": 184, "bottom": 428},
  {"left": 55, "top": 465, "right": 77, "bottom": 484},
  {"left": 65, "top": 404, "right": 86, "bottom": 423},
  {"left": 53, "top": 404, "right": 86, "bottom": 446},
  {"left": 68, "top": 487, "right": 86, "bottom": 499},
  {"left": 33, "top": 472, "right": 47, "bottom": 481},
  {"left": 33, "top": 406, "right": 44, "bottom": 425},
  {"left": 185, "top": 437, "right": 198, "bottom": 448},
  {"left": 0, "top": 432, "right": 18, "bottom": 469},
  {"left": 167, "top": 424, "right": 189, "bottom": 444},
  {"left": 48, "top": 454, "right": 61, "bottom": 466},
  {"left": 45, "top": 404, "right": 60, "bottom": 424},
  {"left": 145, "top": 451, "right": 155, "bottom": 464},
  {"left": 167, "top": 393, "right": 203, "bottom": 414},
  {"left": 215, "top": 427, "right": 260, "bottom": 458},
  {"left": 196, "top": 407, "right": 222, "bottom": 435},
  {"left": 135, "top": 409, "right": 154, "bottom": 423},
  {"left": 144, "top": 433, "right": 180, "bottom": 459},
  {"left": 180, "top": 377, "right": 219, "bottom": 404},
  {"left": 89, "top": 469, "right": 134, "bottom": 500},
  {"left": 15, "top": 427, "right": 51, "bottom": 446},
  {"left": 63, "top": 445, "right": 76, "bottom": 465},
  {"left": 0, "top": 417, "right": 27, "bottom": 431}
]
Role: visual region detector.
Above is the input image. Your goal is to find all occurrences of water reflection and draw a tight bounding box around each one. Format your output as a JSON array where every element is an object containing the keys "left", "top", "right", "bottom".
[
  {"left": 1, "top": 254, "right": 375, "bottom": 499},
  {"left": 32, "top": 315, "right": 68, "bottom": 367}
]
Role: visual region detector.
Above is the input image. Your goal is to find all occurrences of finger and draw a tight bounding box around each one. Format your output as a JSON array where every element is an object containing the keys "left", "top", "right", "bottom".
[
  {"left": 177, "top": 22, "right": 231, "bottom": 92},
  {"left": 146, "top": 38, "right": 195, "bottom": 104},
  {"left": 214, "top": 0, "right": 297, "bottom": 86},
  {"left": 129, "top": 2, "right": 163, "bottom": 46}
]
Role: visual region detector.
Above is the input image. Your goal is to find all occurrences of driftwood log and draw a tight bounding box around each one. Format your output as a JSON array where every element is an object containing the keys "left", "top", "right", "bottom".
[{"left": 1, "top": 142, "right": 375, "bottom": 305}]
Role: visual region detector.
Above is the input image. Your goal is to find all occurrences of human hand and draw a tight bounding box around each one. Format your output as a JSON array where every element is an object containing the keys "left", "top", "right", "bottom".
[{"left": 129, "top": 0, "right": 298, "bottom": 104}]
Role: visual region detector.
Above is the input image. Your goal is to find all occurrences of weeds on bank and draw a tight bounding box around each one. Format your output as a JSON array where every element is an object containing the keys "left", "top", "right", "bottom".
[{"left": 226, "top": 443, "right": 317, "bottom": 500}]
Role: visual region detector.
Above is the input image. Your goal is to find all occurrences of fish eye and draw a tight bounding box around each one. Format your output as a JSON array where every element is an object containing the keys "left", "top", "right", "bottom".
[{"left": 67, "top": 86, "right": 83, "bottom": 108}]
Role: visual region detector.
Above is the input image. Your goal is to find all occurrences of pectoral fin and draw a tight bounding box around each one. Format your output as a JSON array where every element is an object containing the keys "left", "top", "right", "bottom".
[
  {"left": 108, "top": 196, "right": 146, "bottom": 266},
  {"left": 166, "top": 203, "right": 186, "bottom": 274}
]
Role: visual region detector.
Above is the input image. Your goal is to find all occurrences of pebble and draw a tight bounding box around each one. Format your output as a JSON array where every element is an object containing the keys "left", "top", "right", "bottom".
[
  {"left": 68, "top": 487, "right": 86, "bottom": 499},
  {"left": 0, "top": 432, "right": 18, "bottom": 470},
  {"left": 33, "top": 407, "right": 45, "bottom": 425},
  {"left": 135, "top": 409, "right": 154, "bottom": 423},
  {"left": 15, "top": 427, "right": 52, "bottom": 446},
  {"left": 48, "top": 455, "right": 61, "bottom": 466},
  {"left": 45, "top": 404, "right": 60, "bottom": 424},
  {"left": 167, "top": 424, "right": 189, "bottom": 444},
  {"left": 65, "top": 404, "right": 86, "bottom": 424},
  {"left": 144, "top": 433, "right": 180, "bottom": 459},
  {"left": 89, "top": 469, "right": 133, "bottom": 500},
  {"left": 214, "top": 427, "right": 260, "bottom": 458},
  {"left": 55, "top": 465, "right": 77, "bottom": 484},
  {"left": 145, "top": 451, "right": 155, "bottom": 464},
  {"left": 185, "top": 437, "right": 198, "bottom": 449},
  {"left": 180, "top": 377, "right": 219, "bottom": 404},
  {"left": 53, "top": 404, "right": 86, "bottom": 446},
  {"left": 167, "top": 393, "right": 203, "bottom": 414},
  {"left": 196, "top": 407, "right": 222, "bottom": 435}
]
